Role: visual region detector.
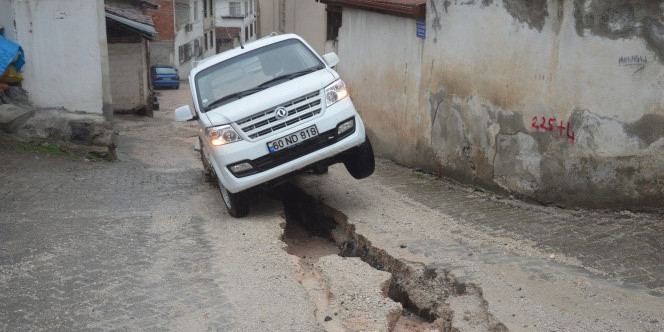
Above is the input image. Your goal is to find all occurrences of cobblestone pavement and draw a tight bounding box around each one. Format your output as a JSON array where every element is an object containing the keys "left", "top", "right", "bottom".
[
  {"left": 295, "top": 162, "right": 664, "bottom": 331},
  {"left": 0, "top": 84, "right": 319, "bottom": 331},
  {"left": 374, "top": 165, "right": 664, "bottom": 291}
]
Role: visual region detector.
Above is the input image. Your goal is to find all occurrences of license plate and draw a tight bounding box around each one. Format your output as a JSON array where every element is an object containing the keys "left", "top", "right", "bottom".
[{"left": 267, "top": 125, "right": 318, "bottom": 153}]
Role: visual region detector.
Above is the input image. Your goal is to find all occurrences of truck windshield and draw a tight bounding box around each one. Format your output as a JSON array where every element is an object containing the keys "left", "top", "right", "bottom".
[{"left": 195, "top": 39, "right": 325, "bottom": 112}]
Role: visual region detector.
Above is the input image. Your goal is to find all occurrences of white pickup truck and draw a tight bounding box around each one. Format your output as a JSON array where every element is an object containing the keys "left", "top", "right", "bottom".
[{"left": 175, "top": 33, "right": 374, "bottom": 217}]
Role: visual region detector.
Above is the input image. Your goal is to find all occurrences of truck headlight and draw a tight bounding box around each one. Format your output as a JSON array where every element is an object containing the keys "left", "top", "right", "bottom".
[
  {"left": 206, "top": 125, "right": 242, "bottom": 146},
  {"left": 325, "top": 79, "right": 348, "bottom": 107}
]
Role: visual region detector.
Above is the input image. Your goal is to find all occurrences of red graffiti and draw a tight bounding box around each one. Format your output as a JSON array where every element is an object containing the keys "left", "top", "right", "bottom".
[{"left": 531, "top": 116, "right": 575, "bottom": 145}]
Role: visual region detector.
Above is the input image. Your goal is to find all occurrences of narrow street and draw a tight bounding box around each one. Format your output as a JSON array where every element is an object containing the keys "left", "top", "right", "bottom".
[
  {"left": 1, "top": 85, "right": 663, "bottom": 331},
  {"left": 0, "top": 84, "right": 319, "bottom": 331}
]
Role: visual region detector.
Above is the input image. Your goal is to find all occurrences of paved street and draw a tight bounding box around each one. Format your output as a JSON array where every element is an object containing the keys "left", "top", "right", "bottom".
[
  {"left": 0, "top": 85, "right": 319, "bottom": 331},
  {"left": 1, "top": 84, "right": 663, "bottom": 331}
]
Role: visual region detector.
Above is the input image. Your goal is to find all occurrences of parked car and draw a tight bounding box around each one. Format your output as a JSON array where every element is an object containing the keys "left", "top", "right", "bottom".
[
  {"left": 174, "top": 33, "right": 375, "bottom": 218},
  {"left": 151, "top": 65, "right": 180, "bottom": 89}
]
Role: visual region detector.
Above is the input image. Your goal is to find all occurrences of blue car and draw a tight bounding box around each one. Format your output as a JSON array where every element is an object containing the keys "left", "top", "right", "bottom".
[{"left": 151, "top": 65, "right": 180, "bottom": 89}]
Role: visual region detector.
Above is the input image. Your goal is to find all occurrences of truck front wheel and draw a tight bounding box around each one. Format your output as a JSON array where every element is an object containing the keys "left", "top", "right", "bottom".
[
  {"left": 344, "top": 137, "right": 375, "bottom": 179},
  {"left": 217, "top": 177, "right": 249, "bottom": 218}
]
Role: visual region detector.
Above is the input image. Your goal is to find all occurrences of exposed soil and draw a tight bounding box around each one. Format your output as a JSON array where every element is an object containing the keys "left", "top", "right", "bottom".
[{"left": 277, "top": 184, "right": 505, "bottom": 331}]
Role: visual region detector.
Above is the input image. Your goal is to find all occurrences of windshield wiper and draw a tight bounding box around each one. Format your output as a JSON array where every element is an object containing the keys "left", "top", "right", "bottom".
[
  {"left": 204, "top": 86, "right": 265, "bottom": 112},
  {"left": 256, "top": 66, "right": 323, "bottom": 90}
]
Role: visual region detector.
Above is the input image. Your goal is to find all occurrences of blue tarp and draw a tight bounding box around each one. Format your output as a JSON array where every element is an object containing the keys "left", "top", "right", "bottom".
[{"left": 0, "top": 35, "right": 24, "bottom": 74}]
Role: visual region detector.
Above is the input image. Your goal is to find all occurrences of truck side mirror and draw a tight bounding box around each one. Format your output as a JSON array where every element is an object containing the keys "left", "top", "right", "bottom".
[
  {"left": 174, "top": 105, "right": 197, "bottom": 121},
  {"left": 323, "top": 52, "right": 340, "bottom": 68}
]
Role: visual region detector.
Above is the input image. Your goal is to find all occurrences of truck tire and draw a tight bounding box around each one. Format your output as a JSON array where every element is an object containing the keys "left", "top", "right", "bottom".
[
  {"left": 344, "top": 137, "right": 375, "bottom": 179},
  {"left": 311, "top": 163, "right": 329, "bottom": 175},
  {"left": 218, "top": 178, "right": 250, "bottom": 218}
]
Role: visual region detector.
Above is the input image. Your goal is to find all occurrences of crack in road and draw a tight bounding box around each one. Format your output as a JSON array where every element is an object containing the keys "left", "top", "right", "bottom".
[{"left": 276, "top": 184, "right": 507, "bottom": 331}]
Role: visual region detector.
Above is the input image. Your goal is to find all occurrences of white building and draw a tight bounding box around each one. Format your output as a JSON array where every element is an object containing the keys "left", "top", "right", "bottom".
[
  {"left": 174, "top": 0, "right": 216, "bottom": 75},
  {"left": 214, "top": 0, "right": 257, "bottom": 52},
  {"left": 0, "top": 0, "right": 115, "bottom": 155},
  {"left": 0, "top": 0, "right": 112, "bottom": 116}
]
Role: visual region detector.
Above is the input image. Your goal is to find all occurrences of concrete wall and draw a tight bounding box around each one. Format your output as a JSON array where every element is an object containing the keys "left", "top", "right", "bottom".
[
  {"left": 0, "top": 1, "right": 16, "bottom": 39},
  {"left": 98, "top": 0, "right": 113, "bottom": 119},
  {"left": 109, "top": 42, "right": 148, "bottom": 112},
  {"left": 336, "top": 0, "right": 664, "bottom": 210},
  {"left": 150, "top": 41, "right": 176, "bottom": 66},
  {"left": 0, "top": 0, "right": 114, "bottom": 155},
  {"left": 257, "top": 0, "right": 326, "bottom": 54},
  {"left": 0, "top": 0, "right": 108, "bottom": 114}
]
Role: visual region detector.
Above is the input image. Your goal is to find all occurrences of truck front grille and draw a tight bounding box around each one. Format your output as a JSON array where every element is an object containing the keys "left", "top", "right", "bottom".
[{"left": 236, "top": 91, "right": 322, "bottom": 139}]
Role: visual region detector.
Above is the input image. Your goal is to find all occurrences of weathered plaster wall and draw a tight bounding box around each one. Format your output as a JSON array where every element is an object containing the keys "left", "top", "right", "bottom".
[
  {"left": 6, "top": 0, "right": 107, "bottom": 114},
  {"left": 0, "top": 0, "right": 16, "bottom": 39},
  {"left": 337, "top": 10, "right": 431, "bottom": 169},
  {"left": 109, "top": 42, "right": 148, "bottom": 112},
  {"left": 150, "top": 41, "right": 175, "bottom": 66},
  {"left": 257, "top": 0, "right": 327, "bottom": 54},
  {"left": 0, "top": 0, "right": 114, "bottom": 155},
  {"left": 97, "top": 0, "right": 113, "bottom": 120},
  {"left": 336, "top": 0, "right": 664, "bottom": 209}
]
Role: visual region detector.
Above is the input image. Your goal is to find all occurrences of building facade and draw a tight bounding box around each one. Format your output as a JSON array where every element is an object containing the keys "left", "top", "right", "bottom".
[
  {"left": 257, "top": 0, "right": 327, "bottom": 54},
  {"left": 0, "top": 0, "right": 114, "bottom": 155},
  {"left": 322, "top": 0, "right": 664, "bottom": 210},
  {"left": 147, "top": 0, "right": 215, "bottom": 76},
  {"left": 215, "top": 0, "right": 257, "bottom": 52},
  {"left": 105, "top": 2, "right": 157, "bottom": 114}
]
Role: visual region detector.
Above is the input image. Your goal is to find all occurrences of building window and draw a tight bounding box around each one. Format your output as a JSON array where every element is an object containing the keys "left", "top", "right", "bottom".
[
  {"left": 229, "top": 2, "right": 242, "bottom": 17},
  {"left": 179, "top": 43, "right": 193, "bottom": 63},
  {"left": 203, "top": 0, "right": 207, "bottom": 18},
  {"left": 245, "top": 27, "right": 248, "bottom": 42},
  {"left": 193, "top": 1, "right": 199, "bottom": 21},
  {"left": 209, "top": 0, "right": 213, "bottom": 17},
  {"left": 175, "top": 2, "right": 191, "bottom": 26}
]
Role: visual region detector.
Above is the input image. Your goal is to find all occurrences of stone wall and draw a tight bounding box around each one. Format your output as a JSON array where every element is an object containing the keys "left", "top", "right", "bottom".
[{"left": 336, "top": 0, "right": 664, "bottom": 210}]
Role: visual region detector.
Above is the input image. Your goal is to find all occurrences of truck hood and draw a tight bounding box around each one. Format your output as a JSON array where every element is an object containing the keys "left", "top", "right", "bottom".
[{"left": 203, "top": 69, "right": 337, "bottom": 126}]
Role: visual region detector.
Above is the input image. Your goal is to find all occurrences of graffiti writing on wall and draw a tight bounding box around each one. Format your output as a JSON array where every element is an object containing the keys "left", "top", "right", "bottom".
[
  {"left": 619, "top": 55, "right": 647, "bottom": 74},
  {"left": 619, "top": 55, "right": 647, "bottom": 66},
  {"left": 531, "top": 116, "right": 575, "bottom": 145}
]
